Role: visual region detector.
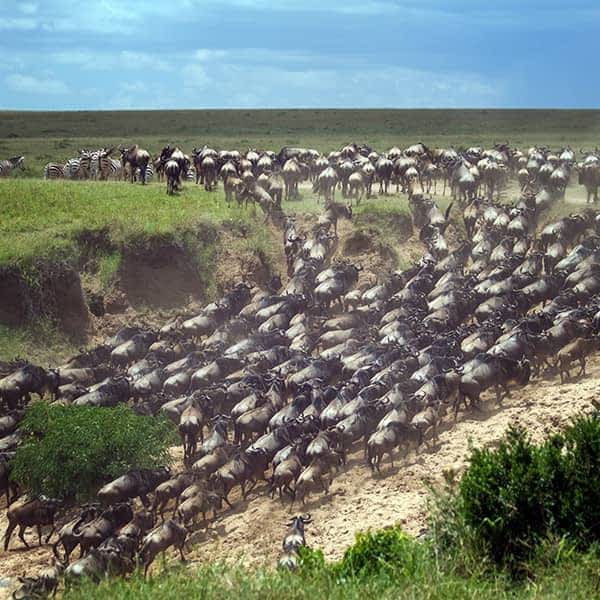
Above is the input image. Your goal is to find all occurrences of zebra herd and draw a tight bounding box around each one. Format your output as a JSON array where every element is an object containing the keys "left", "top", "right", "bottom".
[
  {"left": 42, "top": 147, "right": 196, "bottom": 183},
  {"left": 44, "top": 148, "right": 140, "bottom": 182}
]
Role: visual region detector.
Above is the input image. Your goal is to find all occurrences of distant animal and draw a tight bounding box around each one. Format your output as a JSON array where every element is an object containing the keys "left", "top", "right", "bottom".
[{"left": 0, "top": 156, "right": 25, "bottom": 177}]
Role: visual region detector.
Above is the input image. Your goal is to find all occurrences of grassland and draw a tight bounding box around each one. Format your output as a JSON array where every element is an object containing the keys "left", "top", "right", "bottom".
[
  {"left": 61, "top": 541, "right": 600, "bottom": 600},
  {"left": 1, "top": 109, "right": 600, "bottom": 176},
  {"left": 0, "top": 179, "right": 254, "bottom": 265}
]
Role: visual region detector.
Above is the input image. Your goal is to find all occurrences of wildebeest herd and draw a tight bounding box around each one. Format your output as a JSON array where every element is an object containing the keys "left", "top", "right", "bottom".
[
  {"left": 35, "top": 142, "right": 600, "bottom": 205},
  {"left": 3, "top": 140, "right": 600, "bottom": 596}
]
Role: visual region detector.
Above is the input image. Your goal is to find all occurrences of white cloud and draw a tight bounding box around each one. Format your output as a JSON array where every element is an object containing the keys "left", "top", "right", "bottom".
[
  {"left": 5, "top": 74, "right": 68, "bottom": 95},
  {"left": 194, "top": 49, "right": 230, "bottom": 61},
  {"left": 19, "top": 2, "right": 38, "bottom": 15},
  {"left": 183, "top": 63, "right": 211, "bottom": 89},
  {"left": 0, "top": 17, "right": 37, "bottom": 30},
  {"left": 179, "top": 52, "right": 501, "bottom": 108},
  {"left": 50, "top": 50, "right": 170, "bottom": 72},
  {"left": 120, "top": 51, "right": 170, "bottom": 71}
]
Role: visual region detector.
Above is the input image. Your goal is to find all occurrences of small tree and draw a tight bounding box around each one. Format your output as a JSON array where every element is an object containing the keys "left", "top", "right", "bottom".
[{"left": 11, "top": 402, "right": 177, "bottom": 500}]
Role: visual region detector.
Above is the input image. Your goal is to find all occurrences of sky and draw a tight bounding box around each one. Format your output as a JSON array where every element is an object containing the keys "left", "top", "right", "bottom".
[{"left": 0, "top": 0, "right": 598, "bottom": 110}]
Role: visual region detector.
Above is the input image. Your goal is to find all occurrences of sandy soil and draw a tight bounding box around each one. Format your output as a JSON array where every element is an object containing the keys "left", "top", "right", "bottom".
[{"left": 1, "top": 358, "right": 596, "bottom": 592}]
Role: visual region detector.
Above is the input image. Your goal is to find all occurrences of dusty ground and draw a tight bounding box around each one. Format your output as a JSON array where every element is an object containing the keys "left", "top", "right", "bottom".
[{"left": 1, "top": 359, "right": 596, "bottom": 590}]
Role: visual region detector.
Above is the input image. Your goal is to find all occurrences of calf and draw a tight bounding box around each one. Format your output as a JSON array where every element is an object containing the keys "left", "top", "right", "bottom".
[
  {"left": 4, "top": 496, "right": 61, "bottom": 550},
  {"left": 52, "top": 503, "right": 101, "bottom": 563},
  {"left": 140, "top": 519, "right": 187, "bottom": 576},
  {"left": 152, "top": 473, "right": 194, "bottom": 521},
  {"left": 556, "top": 336, "right": 600, "bottom": 383},
  {"left": 292, "top": 458, "right": 332, "bottom": 506},
  {"left": 176, "top": 490, "right": 222, "bottom": 527}
]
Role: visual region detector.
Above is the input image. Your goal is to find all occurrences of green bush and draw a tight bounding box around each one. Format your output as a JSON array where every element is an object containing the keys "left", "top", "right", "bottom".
[
  {"left": 11, "top": 402, "right": 177, "bottom": 500},
  {"left": 334, "top": 527, "right": 420, "bottom": 580},
  {"left": 459, "top": 426, "right": 546, "bottom": 565},
  {"left": 557, "top": 412, "right": 600, "bottom": 545},
  {"left": 438, "top": 411, "right": 600, "bottom": 569}
]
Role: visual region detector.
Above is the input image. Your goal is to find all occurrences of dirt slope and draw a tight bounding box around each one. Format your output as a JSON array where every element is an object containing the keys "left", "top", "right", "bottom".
[
  {"left": 1, "top": 359, "right": 594, "bottom": 593},
  {"left": 189, "top": 361, "right": 597, "bottom": 568}
]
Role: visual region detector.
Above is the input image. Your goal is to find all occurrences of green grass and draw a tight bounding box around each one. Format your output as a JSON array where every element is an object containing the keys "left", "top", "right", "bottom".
[
  {"left": 2, "top": 109, "right": 600, "bottom": 176},
  {"left": 0, "top": 178, "right": 419, "bottom": 267},
  {"left": 96, "top": 251, "right": 121, "bottom": 288},
  {"left": 61, "top": 543, "right": 600, "bottom": 600},
  {"left": 0, "top": 179, "right": 255, "bottom": 265},
  {"left": 0, "top": 320, "right": 80, "bottom": 365}
]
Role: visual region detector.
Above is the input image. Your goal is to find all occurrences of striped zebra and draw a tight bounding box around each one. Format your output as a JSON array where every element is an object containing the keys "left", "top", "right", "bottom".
[
  {"left": 90, "top": 150, "right": 102, "bottom": 180},
  {"left": 97, "top": 148, "right": 121, "bottom": 180},
  {"left": 64, "top": 158, "right": 82, "bottom": 179},
  {"left": 143, "top": 163, "right": 154, "bottom": 182},
  {"left": 78, "top": 149, "right": 101, "bottom": 179},
  {"left": 105, "top": 157, "right": 123, "bottom": 180},
  {"left": 0, "top": 155, "right": 25, "bottom": 177},
  {"left": 131, "top": 163, "right": 154, "bottom": 183},
  {"left": 43, "top": 163, "right": 65, "bottom": 179},
  {"left": 185, "top": 166, "right": 196, "bottom": 181}
]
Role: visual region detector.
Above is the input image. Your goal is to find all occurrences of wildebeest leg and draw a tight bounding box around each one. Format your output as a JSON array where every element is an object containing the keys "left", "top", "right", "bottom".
[
  {"left": 453, "top": 393, "right": 466, "bottom": 421},
  {"left": 45, "top": 523, "right": 55, "bottom": 543},
  {"left": 4, "top": 521, "right": 17, "bottom": 551},
  {"left": 494, "top": 384, "right": 502, "bottom": 406},
  {"left": 245, "top": 478, "right": 258, "bottom": 497},
  {"left": 19, "top": 525, "right": 30, "bottom": 548},
  {"left": 179, "top": 544, "right": 186, "bottom": 562},
  {"left": 579, "top": 356, "right": 586, "bottom": 376}
]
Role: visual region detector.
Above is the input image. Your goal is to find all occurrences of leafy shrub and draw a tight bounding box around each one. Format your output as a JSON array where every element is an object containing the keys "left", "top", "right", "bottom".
[
  {"left": 11, "top": 402, "right": 177, "bottom": 500},
  {"left": 334, "top": 527, "right": 419, "bottom": 580},
  {"left": 436, "top": 411, "right": 600, "bottom": 570},
  {"left": 557, "top": 412, "right": 600, "bottom": 545},
  {"left": 459, "top": 426, "right": 546, "bottom": 565}
]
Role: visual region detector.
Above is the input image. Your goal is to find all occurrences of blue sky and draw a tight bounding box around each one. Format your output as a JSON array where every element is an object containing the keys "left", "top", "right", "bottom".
[{"left": 0, "top": 1, "right": 598, "bottom": 109}]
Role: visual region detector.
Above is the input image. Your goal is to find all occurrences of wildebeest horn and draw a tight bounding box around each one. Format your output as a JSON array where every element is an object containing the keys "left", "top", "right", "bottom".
[{"left": 301, "top": 513, "right": 312, "bottom": 522}]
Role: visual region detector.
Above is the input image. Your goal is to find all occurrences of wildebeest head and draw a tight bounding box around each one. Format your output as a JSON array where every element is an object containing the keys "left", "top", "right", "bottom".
[{"left": 286, "top": 514, "right": 312, "bottom": 530}]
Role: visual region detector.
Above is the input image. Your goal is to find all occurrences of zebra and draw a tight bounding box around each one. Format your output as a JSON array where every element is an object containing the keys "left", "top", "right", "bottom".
[
  {"left": 131, "top": 163, "right": 154, "bottom": 183},
  {"left": 43, "top": 163, "right": 65, "bottom": 179},
  {"left": 97, "top": 148, "right": 120, "bottom": 180},
  {"left": 185, "top": 166, "right": 196, "bottom": 181},
  {"left": 106, "top": 157, "right": 123, "bottom": 180},
  {"left": 77, "top": 150, "right": 91, "bottom": 178},
  {"left": 78, "top": 149, "right": 101, "bottom": 179},
  {"left": 144, "top": 163, "right": 154, "bottom": 182},
  {"left": 0, "top": 156, "right": 25, "bottom": 177},
  {"left": 64, "top": 158, "right": 82, "bottom": 179}
]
